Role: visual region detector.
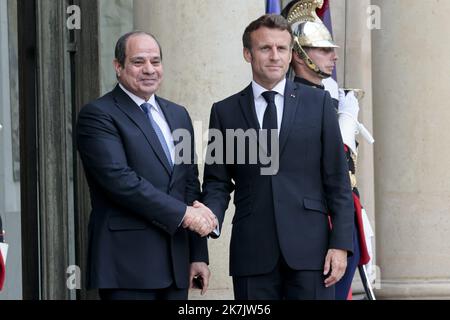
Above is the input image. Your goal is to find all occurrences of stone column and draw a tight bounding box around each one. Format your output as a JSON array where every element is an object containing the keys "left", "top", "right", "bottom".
[
  {"left": 36, "top": 0, "right": 72, "bottom": 299},
  {"left": 98, "top": 0, "right": 133, "bottom": 94},
  {"left": 134, "top": 0, "right": 265, "bottom": 299},
  {"left": 372, "top": 0, "right": 450, "bottom": 298}
]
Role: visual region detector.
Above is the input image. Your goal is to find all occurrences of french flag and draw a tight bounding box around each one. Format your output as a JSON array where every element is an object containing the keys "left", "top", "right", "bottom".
[
  {"left": 316, "top": 0, "right": 337, "bottom": 80},
  {"left": 266, "top": 0, "right": 281, "bottom": 14},
  {"left": 317, "top": 0, "right": 333, "bottom": 40}
]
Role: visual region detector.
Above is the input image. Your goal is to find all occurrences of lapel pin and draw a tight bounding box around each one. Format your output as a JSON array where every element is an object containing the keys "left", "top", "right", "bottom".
[{"left": 290, "top": 94, "right": 296, "bottom": 98}]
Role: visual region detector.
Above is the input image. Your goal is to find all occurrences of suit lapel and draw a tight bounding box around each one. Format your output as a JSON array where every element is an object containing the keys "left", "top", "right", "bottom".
[
  {"left": 112, "top": 85, "right": 172, "bottom": 175},
  {"left": 238, "top": 84, "right": 270, "bottom": 157},
  {"left": 156, "top": 96, "right": 176, "bottom": 132},
  {"left": 279, "top": 80, "right": 300, "bottom": 155},
  {"left": 238, "top": 84, "right": 260, "bottom": 130}
]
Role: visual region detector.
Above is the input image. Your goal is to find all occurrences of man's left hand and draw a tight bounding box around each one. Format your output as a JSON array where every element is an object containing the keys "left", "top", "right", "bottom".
[
  {"left": 323, "top": 249, "right": 348, "bottom": 288},
  {"left": 189, "top": 262, "right": 211, "bottom": 295}
]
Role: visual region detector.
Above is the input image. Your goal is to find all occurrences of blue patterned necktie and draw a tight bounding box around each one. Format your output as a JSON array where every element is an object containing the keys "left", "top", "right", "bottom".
[{"left": 140, "top": 102, "right": 173, "bottom": 168}]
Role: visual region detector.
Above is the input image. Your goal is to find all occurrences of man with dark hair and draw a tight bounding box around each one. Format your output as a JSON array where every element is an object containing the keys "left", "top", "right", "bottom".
[
  {"left": 202, "top": 14, "right": 354, "bottom": 300},
  {"left": 77, "top": 31, "right": 217, "bottom": 300}
]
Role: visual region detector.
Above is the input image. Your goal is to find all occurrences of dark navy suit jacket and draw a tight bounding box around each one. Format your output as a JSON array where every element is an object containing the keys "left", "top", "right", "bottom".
[
  {"left": 77, "top": 85, "right": 207, "bottom": 289},
  {"left": 202, "top": 80, "right": 354, "bottom": 277}
]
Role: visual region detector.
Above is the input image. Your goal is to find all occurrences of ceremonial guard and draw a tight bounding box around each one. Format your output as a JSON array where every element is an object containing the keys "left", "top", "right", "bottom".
[{"left": 282, "top": 0, "right": 375, "bottom": 299}]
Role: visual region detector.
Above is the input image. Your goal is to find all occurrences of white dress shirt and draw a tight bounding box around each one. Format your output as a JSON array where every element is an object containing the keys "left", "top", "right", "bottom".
[
  {"left": 251, "top": 78, "right": 286, "bottom": 134},
  {"left": 119, "top": 83, "right": 175, "bottom": 164}
]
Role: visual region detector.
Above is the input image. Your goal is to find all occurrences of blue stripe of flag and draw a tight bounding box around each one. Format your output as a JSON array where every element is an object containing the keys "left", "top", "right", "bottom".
[
  {"left": 266, "top": 0, "right": 281, "bottom": 14},
  {"left": 318, "top": 0, "right": 337, "bottom": 80}
]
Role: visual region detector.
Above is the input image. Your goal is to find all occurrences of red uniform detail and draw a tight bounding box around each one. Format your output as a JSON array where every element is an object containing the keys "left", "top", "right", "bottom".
[
  {"left": 353, "top": 193, "right": 371, "bottom": 265},
  {"left": 0, "top": 250, "right": 5, "bottom": 290}
]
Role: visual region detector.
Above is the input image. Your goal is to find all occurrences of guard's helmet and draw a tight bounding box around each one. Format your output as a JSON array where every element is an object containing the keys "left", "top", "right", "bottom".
[{"left": 282, "top": 0, "right": 338, "bottom": 78}]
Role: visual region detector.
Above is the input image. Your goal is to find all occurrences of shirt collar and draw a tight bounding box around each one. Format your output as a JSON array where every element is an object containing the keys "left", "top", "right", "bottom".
[
  {"left": 294, "top": 76, "right": 325, "bottom": 90},
  {"left": 119, "top": 83, "right": 158, "bottom": 111},
  {"left": 251, "top": 78, "right": 286, "bottom": 100}
]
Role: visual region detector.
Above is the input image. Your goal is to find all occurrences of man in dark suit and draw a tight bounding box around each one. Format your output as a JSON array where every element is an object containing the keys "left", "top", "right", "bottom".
[
  {"left": 77, "top": 31, "right": 217, "bottom": 300},
  {"left": 202, "top": 14, "right": 354, "bottom": 300}
]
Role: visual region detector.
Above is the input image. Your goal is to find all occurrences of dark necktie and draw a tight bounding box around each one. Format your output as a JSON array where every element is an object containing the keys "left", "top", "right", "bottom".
[
  {"left": 140, "top": 102, "right": 173, "bottom": 168},
  {"left": 261, "top": 91, "right": 278, "bottom": 157}
]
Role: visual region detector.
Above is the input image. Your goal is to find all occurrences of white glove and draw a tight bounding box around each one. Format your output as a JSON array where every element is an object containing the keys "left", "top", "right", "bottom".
[
  {"left": 0, "top": 242, "right": 8, "bottom": 263},
  {"left": 338, "top": 90, "right": 374, "bottom": 154},
  {"left": 338, "top": 90, "right": 359, "bottom": 154},
  {"left": 338, "top": 89, "right": 359, "bottom": 119},
  {"left": 322, "top": 77, "right": 339, "bottom": 100}
]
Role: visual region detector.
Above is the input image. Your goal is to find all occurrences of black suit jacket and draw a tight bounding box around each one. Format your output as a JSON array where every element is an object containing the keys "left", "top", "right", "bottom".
[
  {"left": 202, "top": 80, "right": 354, "bottom": 277},
  {"left": 77, "top": 85, "right": 207, "bottom": 289}
]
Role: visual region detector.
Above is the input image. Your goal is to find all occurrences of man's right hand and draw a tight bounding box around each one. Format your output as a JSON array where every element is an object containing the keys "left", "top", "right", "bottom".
[{"left": 183, "top": 202, "right": 217, "bottom": 237}]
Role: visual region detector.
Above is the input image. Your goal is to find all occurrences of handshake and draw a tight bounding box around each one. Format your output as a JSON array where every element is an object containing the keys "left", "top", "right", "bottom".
[{"left": 183, "top": 201, "right": 218, "bottom": 237}]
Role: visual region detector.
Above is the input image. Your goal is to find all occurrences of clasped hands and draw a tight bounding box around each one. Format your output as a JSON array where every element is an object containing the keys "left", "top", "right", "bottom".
[{"left": 183, "top": 201, "right": 217, "bottom": 237}]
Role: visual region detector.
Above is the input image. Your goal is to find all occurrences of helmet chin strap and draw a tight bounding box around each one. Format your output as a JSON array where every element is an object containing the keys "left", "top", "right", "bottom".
[{"left": 294, "top": 40, "right": 331, "bottom": 79}]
